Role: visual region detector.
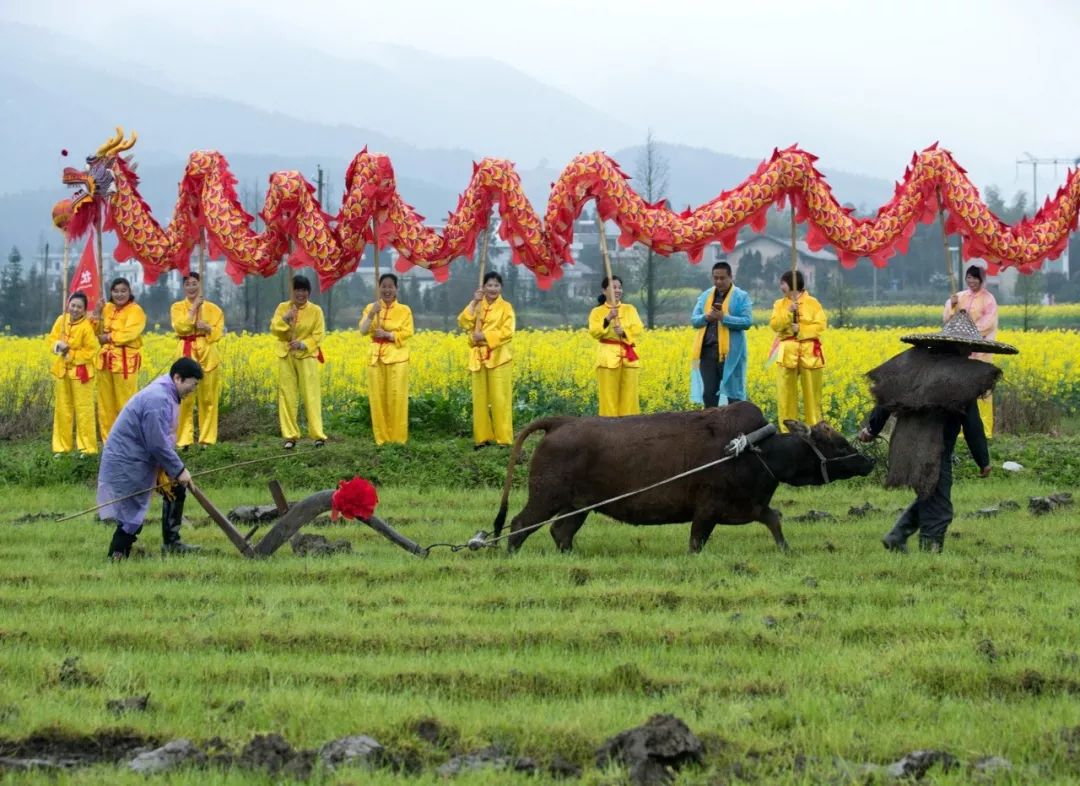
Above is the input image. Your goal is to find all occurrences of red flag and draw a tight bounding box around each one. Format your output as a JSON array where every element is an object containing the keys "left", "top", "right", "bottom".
[{"left": 69, "top": 237, "right": 99, "bottom": 311}]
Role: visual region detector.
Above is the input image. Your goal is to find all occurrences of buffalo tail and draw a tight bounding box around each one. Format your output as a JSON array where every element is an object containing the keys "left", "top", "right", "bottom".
[{"left": 492, "top": 417, "right": 567, "bottom": 538}]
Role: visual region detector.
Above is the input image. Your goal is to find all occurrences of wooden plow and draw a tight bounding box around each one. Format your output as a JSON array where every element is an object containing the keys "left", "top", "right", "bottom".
[{"left": 188, "top": 479, "right": 428, "bottom": 558}]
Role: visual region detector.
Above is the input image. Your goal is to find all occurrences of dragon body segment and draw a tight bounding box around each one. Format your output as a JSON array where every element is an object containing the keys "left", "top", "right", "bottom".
[{"left": 54, "top": 130, "right": 1080, "bottom": 289}]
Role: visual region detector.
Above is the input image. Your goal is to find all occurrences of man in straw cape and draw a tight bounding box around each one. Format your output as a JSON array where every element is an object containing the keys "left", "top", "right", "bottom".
[{"left": 858, "top": 310, "right": 1015, "bottom": 553}]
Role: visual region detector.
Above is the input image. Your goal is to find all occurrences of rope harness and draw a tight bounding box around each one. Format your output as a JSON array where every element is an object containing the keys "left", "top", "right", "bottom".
[{"left": 755, "top": 432, "right": 866, "bottom": 485}]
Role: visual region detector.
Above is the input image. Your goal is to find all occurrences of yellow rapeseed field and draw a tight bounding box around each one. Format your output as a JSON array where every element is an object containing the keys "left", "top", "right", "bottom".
[{"left": 5, "top": 313, "right": 1078, "bottom": 432}]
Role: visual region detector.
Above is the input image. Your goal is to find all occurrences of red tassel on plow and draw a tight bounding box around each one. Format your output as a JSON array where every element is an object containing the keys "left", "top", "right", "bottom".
[{"left": 331, "top": 477, "right": 379, "bottom": 522}]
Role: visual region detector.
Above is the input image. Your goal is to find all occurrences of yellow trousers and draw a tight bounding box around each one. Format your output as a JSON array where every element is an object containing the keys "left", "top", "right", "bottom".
[
  {"left": 978, "top": 394, "right": 993, "bottom": 439},
  {"left": 597, "top": 367, "right": 640, "bottom": 417},
  {"left": 53, "top": 376, "right": 97, "bottom": 454},
  {"left": 472, "top": 363, "right": 513, "bottom": 445},
  {"left": 278, "top": 356, "right": 326, "bottom": 441},
  {"left": 178, "top": 366, "right": 221, "bottom": 446},
  {"left": 776, "top": 366, "right": 823, "bottom": 432},
  {"left": 97, "top": 369, "right": 138, "bottom": 442},
  {"left": 368, "top": 362, "right": 409, "bottom": 445}
]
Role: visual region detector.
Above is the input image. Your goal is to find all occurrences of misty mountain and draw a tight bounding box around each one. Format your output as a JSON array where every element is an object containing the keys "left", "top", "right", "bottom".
[{"left": 1, "top": 21, "right": 635, "bottom": 171}]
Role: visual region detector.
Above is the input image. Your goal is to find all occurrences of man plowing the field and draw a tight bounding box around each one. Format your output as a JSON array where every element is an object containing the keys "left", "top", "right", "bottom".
[{"left": 99, "top": 358, "right": 204, "bottom": 559}]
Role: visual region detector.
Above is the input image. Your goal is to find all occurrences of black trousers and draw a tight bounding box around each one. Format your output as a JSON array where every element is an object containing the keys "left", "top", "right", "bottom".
[
  {"left": 700, "top": 352, "right": 724, "bottom": 408},
  {"left": 887, "top": 446, "right": 954, "bottom": 546},
  {"left": 701, "top": 353, "right": 741, "bottom": 408}
]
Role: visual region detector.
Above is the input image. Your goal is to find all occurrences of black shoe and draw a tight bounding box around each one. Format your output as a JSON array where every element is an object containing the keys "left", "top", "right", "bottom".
[
  {"left": 881, "top": 533, "right": 909, "bottom": 553},
  {"left": 108, "top": 526, "right": 138, "bottom": 560},
  {"left": 314, "top": 439, "right": 325, "bottom": 448},
  {"left": 283, "top": 440, "right": 296, "bottom": 450},
  {"left": 162, "top": 541, "right": 202, "bottom": 555}
]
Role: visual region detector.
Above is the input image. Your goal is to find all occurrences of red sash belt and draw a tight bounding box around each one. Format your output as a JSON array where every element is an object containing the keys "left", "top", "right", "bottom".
[
  {"left": 103, "top": 346, "right": 137, "bottom": 378},
  {"left": 179, "top": 335, "right": 197, "bottom": 358},
  {"left": 601, "top": 338, "right": 639, "bottom": 362},
  {"left": 75, "top": 365, "right": 90, "bottom": 384},
  {"left": 373, "top": 337, "right": 391, "bottom": 362}
]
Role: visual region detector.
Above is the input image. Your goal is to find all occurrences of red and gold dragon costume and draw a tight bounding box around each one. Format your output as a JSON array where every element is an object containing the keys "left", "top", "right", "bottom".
[{"left": 54, "top": 129, "right": 1079, "bottom": 290}]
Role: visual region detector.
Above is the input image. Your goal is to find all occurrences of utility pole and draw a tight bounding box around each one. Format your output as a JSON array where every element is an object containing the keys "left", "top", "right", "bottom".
[
  {"left": 1016, "top": 153, "right": 1079, "bottom": 214},
  {"left": 1016, "top": 154, "right": 1079, "bottom": 277}
]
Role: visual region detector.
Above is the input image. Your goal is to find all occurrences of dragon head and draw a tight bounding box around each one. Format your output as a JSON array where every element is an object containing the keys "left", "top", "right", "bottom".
[{"left": 53, "top": 127, "right": 137, "bottom": 237}]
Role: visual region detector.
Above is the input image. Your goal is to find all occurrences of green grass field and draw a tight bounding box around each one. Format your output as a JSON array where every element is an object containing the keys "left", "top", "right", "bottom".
[{"left": 1, "top": 461, "right": 1079, "bottom": 783}]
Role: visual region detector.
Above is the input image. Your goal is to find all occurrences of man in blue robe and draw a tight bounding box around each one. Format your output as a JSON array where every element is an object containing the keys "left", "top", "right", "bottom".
[
  {"left": 99, "top": 357, "right": 203, "bottom": 559},
  {"left": 690, "top": 262, "right": 753, "bottom": 407}
]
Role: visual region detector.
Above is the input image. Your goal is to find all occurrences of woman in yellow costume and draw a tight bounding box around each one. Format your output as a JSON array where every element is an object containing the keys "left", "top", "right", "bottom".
[
  {"left": 270, "top": 275, "right": 327, "bottom": 449},
  {"left": 768, "top": 270, "right": 827, "bottom": 431},
  {"left": 48, "top": 292, "right": 100, "bottom": 456},
  {"left": 588, "top": 275, "right": 644, "bottom": 417},
  {"left": 92, "top": 277, "right": 146, "bottom": 442},
  {"left": 943, "top": 264, "right": 998, "bottom": 437},
  {"left": 359, "top": 273, "right": 414, "bottom": 445},
  {"left": 170, "top": 272, "right": 225, "bottom": 448},
  {"left": 458, "top": 271, "right": 515, "bottom": 447}
]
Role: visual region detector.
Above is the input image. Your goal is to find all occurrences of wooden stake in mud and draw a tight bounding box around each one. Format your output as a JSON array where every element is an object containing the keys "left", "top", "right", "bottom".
[{"left": 937, "top": 187, "right": 958, "bottom": 294}]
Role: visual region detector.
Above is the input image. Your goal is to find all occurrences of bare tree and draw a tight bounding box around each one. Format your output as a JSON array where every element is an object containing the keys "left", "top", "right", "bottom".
[{"left": 634, "top": 130, "right": 670, "bottom": 328}]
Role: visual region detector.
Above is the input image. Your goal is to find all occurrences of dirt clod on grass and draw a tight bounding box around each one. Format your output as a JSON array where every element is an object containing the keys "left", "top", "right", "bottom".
[
  {"left": 57, "top": 656, "right": 97, "bottom": 687},
  {"left": 291, "top": 533, "right": 352, "bottom": 557},
  {"left": 412, "top": 717, "right": 457, "bottom": 749},
  {"left": 595, "top": 714, "right": 704, "bottom": 786},
  {"left": 239, "top": 733, "right": 316, "bottom": 779}
]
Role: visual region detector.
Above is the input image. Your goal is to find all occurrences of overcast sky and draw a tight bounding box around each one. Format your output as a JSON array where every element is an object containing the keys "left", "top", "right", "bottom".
[{"left": 4, "top": 0, "right": 1078, "bottom": 196}]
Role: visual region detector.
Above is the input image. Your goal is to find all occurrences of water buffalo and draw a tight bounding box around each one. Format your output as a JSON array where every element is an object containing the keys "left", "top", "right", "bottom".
[{"left": 492, "top": 402, "right": 874, "bottom": 552}]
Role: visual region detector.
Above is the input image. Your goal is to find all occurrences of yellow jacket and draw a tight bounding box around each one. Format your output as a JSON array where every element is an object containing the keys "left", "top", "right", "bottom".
[
  {"left": 457, "top": 296, "right": 515, "bottom": 371},
  {"left": 768, "top": 293, "right": 827, "bottom": 370},
  {"left": 171, "top": 299, "right": 225, "bottom": 372},
  {"left": 588, "top": 302, "right": 644, "bottom": 369},
  {"left": 360, "top": 300, "right": 414, "bottom": 366},
  {"left": 270, "top": 301, "right": 325, "bottom": 360},
  {"left": 48, "top": 314, "right": 100, "bottom": 380},
  {"left": 94, "top": 301, "right": 146, "bottom": 374}
]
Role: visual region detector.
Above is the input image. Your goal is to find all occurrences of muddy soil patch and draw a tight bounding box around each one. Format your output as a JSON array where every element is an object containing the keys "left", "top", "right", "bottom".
[{"left": 0, "top": 728, "right": 156, "bottom": 771}]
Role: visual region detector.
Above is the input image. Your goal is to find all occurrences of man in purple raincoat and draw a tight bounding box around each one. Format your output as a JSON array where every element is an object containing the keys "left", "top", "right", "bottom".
[{"left": 99, "top": 358, "right": 203, "bottom": 559}]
